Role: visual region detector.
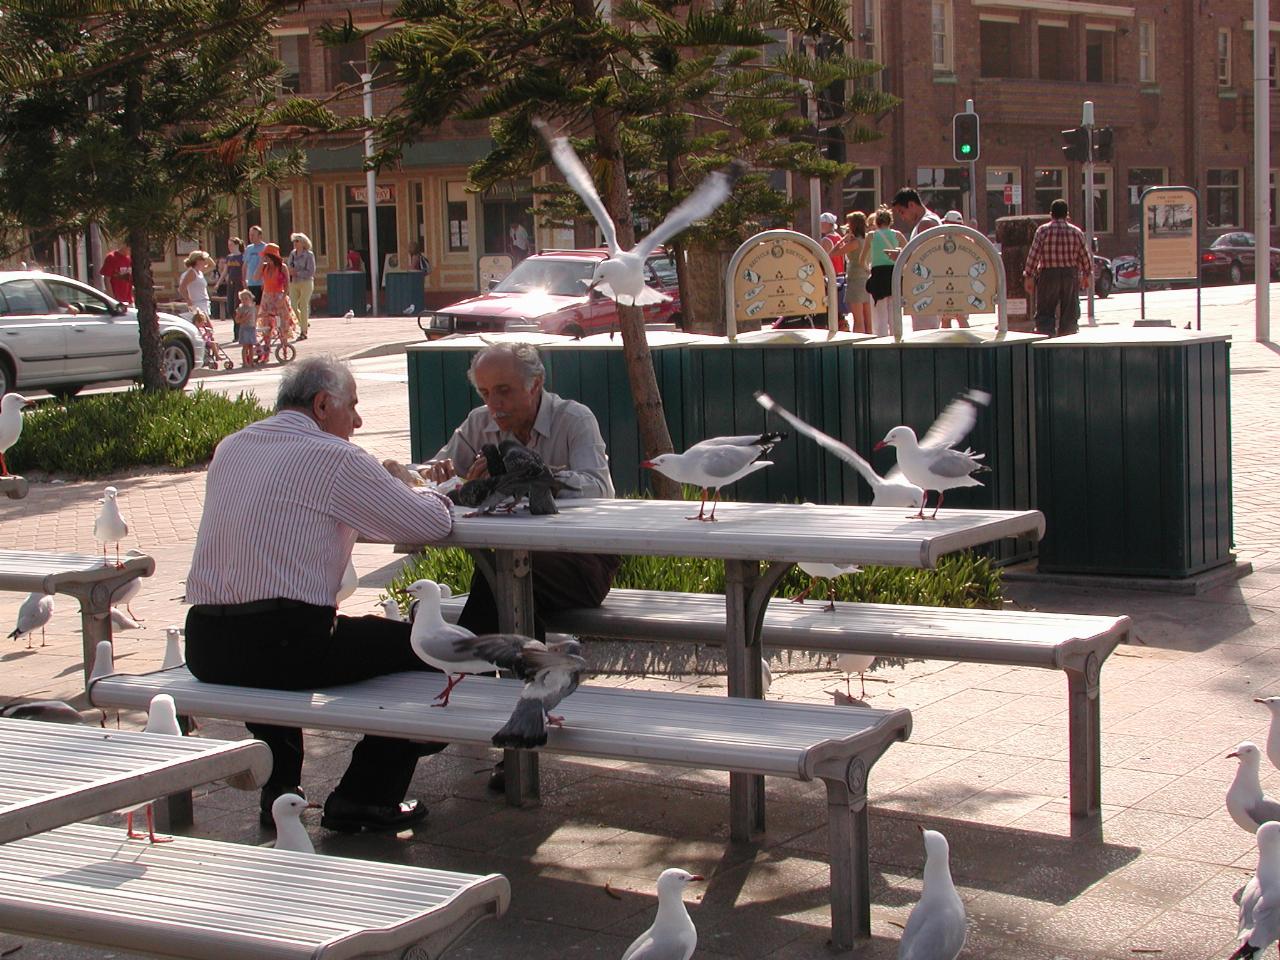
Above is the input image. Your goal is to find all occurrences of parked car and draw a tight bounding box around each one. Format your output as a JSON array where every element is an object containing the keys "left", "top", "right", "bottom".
[
  {"left": 1091, "top": 254, "right": 1113, "bottom": 298},
  {"left": 422, "top": 249, "right": 681, "bottom": 339},
  {"left": 0, "top": 270, "right": 204, "bottom": 396},
  {"left": 1112, "top": 254, "right": 1141, "bottom": 291},
  {"left": 1201, "top": 232, "right": 1280, "bottom": 285}
]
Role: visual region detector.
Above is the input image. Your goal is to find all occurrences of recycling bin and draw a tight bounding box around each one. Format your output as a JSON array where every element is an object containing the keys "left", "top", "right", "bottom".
[
  {"left": 325, "top": 271, "right": 367, "bottom": 317},
  {"left": 385, "top": 270, "right": 427, "bottom": 317}
]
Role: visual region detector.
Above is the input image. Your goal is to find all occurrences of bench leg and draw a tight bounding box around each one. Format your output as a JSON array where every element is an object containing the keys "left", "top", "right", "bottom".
[
  {"left": 824, "top": 774, "right": 871, "bottom": 948},
  {"left": 1066, "top": 655, "right": 1102, "bottom": 827},
  {"left": 153, "top": 790, "right": 194, "bottom": 832},
  {"left": 485, "top": 548, "right": 540, "bottom": 808}
]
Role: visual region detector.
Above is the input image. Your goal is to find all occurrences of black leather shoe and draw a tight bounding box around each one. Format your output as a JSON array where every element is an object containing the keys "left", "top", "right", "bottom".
[
  {"left": 259, "top": 784, "right": 306, "bottom": 829},
  {"left": 486, "top": 760, "right": 505, "bottom": 793},
  {"left": 320, "top": 795, "right": 428, "bottom": 833}
]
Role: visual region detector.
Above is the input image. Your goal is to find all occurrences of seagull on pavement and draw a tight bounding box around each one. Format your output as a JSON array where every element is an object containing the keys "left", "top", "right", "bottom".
[
  {"left": 271, "top": 793, "right": 320, "bottom": 854},
  {"left": 1228, "top": 742, "right": 1280, "bottom": 834},
  {"left": 112, "top": 575, "right": 142, "bottom": 620},
  {"left": 621, "top": 868, "right": 704, "bottom": 960},
  {"left": 1256, "top": 697, "right": 1280, "bottom": 772},
  {"left": 534, "top": 117, "right": 746, "bottom": 307},
  {"left": 94, "top": 485, "right": 129, "bottom": 566},
  {"left": 8, "top": 591, "right": 53, "bottom": 649},
  {"left": 109, "top": 607, "right": 141, "bottom": 631},
  {"left": 642, "top": 432, "right": 786, "bottom": 521},
  {"left": 124, "top": 694, "right": 182, "bottom": 843},
  {"left": 0, "top": 393, "right": 33, "bottom": 476},
  {"left": 834, "top": 652, "right": 877, "bottom": 700},
  {"left": 898, "top": 827, "right": 967, "bottom": 960},
  {"left": 755, "top": 392, "right": 923, "bottom": 509},
  {"left": 343, "top": 309, "right": 355, "bottom": 322},
  {"left": 460, "top": 634, "right": 587, "bottom": 748},
  {"left": 1235, "top": 821, "right": 1280, "bottom": 959},
  {"left": 405, "top": 579, "right": 489, "bottom": 706},
  {"left": 403, "top": 303, "right": 417, "bottom": 316},
  {"left": 874, "top": 390, "right": 991, "bottom": 519}
]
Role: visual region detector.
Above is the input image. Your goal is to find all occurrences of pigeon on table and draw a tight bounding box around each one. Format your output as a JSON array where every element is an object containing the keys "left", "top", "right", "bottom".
[
  {"left": 642, "top": 432, "right": 786, "bottom": 522},
  {"left": 405, "top": 578, "right": 490, "bottom": 706},
  {"left": 534, "top": 117, "right": 746, "bottom": 308},
  {"left": 459, "top": 440, "right": 577, "bottom": 516},
  {"left": 621, "top": 867, "right": 704, "bottom": 960},
  {"left": 271, "top": 793, "right": 320, "bottom": 854},
  {"left": 898, "top": 827, "right": 966, "bottom": 960},
  {"left": 755, "top": 392, "right": 923, "bottom": 509},
  {"left": 124, "top": 694, "right": 182, "bottom": 843},
  {"left": 1228, "top": 742, "right": 1280, "bottom": 834},
  {"left": 94, "top": 485, "right": 129, "bottom": 566},
  {"left": 8, "top": 591, "right": 53, "bottom": 649},
  {"left": 1256, "top": 697, "right": 1280, "bottom": 772},
  {"left": 1235, "top": 821, "right": 1280, "bottom": 959},
  {"left": 460, "top": 634, "right": 587, "bottom": 748},
  {"left": 0, "top": 393, "right": 33, "bottom": 476},
  {"left": 874, "top": 390, "right": 991, "bottom": 519}
]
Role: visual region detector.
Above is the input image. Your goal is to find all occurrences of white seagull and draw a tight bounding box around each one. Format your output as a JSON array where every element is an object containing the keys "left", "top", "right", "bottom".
[
  {"left": 1236, "top": 821, "right": 1280, "bottom": 959},
  {"left": 124, "top": 694, "right": 182, "bottom": 844},
  {"left": 641, "top": 432, "right": 786, "bottom": 521},
  {"left": 94, "top": 485, "right": 129, "bottom": 566},
  {"left": 379, "top": 597, "right": 403, "bottom": 621},
  {"left": 898, "top": 827, "right": 967, "bottom": 960},
  {"left": 405, "top": 579, "right": 489, "bottom": 706},
  {"left": 755, "top": 392, "right": 923, "bottom": 509},
  {"left": 534, "top": 117, "right": 746, "bottom": 307},
  {"left": 7, "top": 591, "right": 53, "bottom": 649},
  {"left": 162, "top": 626, "right": 185, "bottom": 669},
  {"left": 834, "top": 652, "right": 877, "bottom": 700},
  {"left": 403, "top": 303, "right": 417, "bottom": 316},
  {"left": 795, "top": 560, "right": 861, "bottom": 611},
  {"left": 0, "top": 393, "right": 33, "bottom": 476},
  {"left": 343, "top": 309, "right": 355, "bottom": 322},
  {"left": 1256, "top": 697, "right": 1280, "bottom": 772},
  {"left": 462, "top": 634, "right": 587, "bottom": 748},
  {"left": 109, "top": 607, "right": 141, "bottom": 631},
  {"left": 875, "top": 390, "right": 991, "bottom": 519},
  {"left": 621, "top": 868, "right": 704, "bottom": 960},
  {"left": 271, "top": 793, "right": 320, "bottom": 854},
  {"left": 1228, "top": 742, "right": 1280, "bottom": 834},
  {"left": 111, "top": 575, "right": 142, "bottom": 620}
]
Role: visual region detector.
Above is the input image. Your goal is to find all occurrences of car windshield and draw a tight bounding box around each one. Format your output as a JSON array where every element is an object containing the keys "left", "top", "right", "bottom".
[{"left": 493, "top": 258, "right": 595, "bottom": 297}]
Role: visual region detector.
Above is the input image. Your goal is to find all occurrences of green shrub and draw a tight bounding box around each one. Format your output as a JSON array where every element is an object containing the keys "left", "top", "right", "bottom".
[{"left": 7, "top": 387, "right": 270, "bottom": 477}]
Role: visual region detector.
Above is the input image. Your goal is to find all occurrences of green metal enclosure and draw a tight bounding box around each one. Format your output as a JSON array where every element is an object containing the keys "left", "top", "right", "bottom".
[
  {"left": 1033, "top": 329, "right": 1233, "bottom": 577},
  {"left": 325, "top": 271, "right": 368, "bottom": 317},
  {"left": 385, "top": 271, "right": 427, "bottom": 317}
]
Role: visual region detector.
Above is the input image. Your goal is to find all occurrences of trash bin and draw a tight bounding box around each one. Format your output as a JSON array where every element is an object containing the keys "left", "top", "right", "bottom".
[
  {"left": 1034, "top": 328, "right": 1233, "bottom": 577},
  {"left": 385, "top": 270, "right": 426, "bottom": 317},
  {"left": 995, "top": 216, "right": 1049, "bottom": 332},
  {"left": 325, "top": 271, "right": 367, "bottom": 317}
]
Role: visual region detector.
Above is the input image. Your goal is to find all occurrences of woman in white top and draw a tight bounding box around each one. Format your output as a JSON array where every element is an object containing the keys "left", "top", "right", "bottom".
[{"left": 179, "top": 249, "right": 214, "bottom": 318}]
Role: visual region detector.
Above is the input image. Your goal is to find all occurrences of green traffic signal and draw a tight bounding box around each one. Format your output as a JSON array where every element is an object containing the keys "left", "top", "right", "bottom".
[{"left": 952, "top": 112, "right": 980, "bottom": 163}]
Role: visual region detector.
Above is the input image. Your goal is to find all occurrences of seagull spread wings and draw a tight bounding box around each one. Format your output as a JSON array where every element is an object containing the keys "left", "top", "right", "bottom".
[{"left": 919, "top": 390, "right": 991, "bottom": 450}]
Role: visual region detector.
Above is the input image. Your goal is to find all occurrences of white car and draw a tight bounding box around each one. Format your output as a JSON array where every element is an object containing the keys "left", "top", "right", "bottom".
[{"left": 0, "top": 271, "right": 204, "bottom": 396}]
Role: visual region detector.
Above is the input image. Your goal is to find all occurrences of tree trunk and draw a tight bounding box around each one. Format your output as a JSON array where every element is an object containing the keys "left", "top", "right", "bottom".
[{"left": 123, "top": 67, "right": 166, "bottom": 391}]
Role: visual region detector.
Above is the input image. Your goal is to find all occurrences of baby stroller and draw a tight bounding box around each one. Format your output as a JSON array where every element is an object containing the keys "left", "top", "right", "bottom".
[{"left": 192, "top": 311, "right": 235, "bottom": 370}]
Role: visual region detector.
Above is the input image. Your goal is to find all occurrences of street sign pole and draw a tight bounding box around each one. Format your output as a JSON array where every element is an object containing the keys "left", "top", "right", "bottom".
[{"left": 1082, "top": 101, "right": 1096, "bottom": 326}]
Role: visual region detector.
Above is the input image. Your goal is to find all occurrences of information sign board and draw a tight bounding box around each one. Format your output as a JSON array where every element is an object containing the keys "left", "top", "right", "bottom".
[{"left": 1140, "top": 187, "right": 1199, "bottom": 282}]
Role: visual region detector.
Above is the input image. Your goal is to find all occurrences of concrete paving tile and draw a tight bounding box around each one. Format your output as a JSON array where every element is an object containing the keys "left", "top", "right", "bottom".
[
  {"left": 1095, "top": 807, "right": 1199, "bottom": 848},
  {"left": 1132, "top": 774, "right": 1238, "bottom": 818},
  {"left": 1172, "top": 864, "right": 1251, "bottom": 921},
  {"left": 1123, "top": 909, "right": 1239, "bottom": 960},
  {"left": 1155, "top": 816, "right": 1258, "bottom": 865},
  {"left": 1030, "top": 891, "right": 1164, "bottom": 951}
]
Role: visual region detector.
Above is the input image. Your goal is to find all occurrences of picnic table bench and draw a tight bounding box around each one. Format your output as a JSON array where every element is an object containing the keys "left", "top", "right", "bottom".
[
  {"left": 0, "top": 548, "right": 153, "bottom": 682},
  {"left": 87, "top": 644, "right": 912, "bottom": 947},
  {"left": 441, "top": 589, "right": 1130, "bottom": 823}
]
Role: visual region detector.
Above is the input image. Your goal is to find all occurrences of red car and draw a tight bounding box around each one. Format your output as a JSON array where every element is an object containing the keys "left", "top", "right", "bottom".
[{"left": 423, "top": 249, "right": 681, "bottom": 339}]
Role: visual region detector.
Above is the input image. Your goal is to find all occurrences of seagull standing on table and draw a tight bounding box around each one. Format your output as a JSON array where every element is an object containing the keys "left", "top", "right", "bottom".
[
  {"left": 0, "top": 393, "right": 33, "bottom": 476},
  {"left": 405, "top": 578, "right": 490, "bottom": 706},
  {"left": 459, "top": 634, "right": 587, "bottom": 748},
  {"left": 94, "top": 485, "right": 129, "bottom": 566},
  {"left": 622, "top": 868, "right": 704, "bottom": 960},
  {"left": 898, "top": 827, "right": 966, "bottom": 960},
  {"left": 8, "top": 591, "right": 53, "bottom": 649},
  {"left": 874, "top": 390, "right": 991, "bottom": 519},
  {"left": 1227, "top": 742, "right": 1280, "bottom": 834},
  {"left": 123, "top": 694, "right": 182, "bottom": 843},
  {"left": 271, "top": 793, "right": 321, "bottom": 854},
  {"left": 1234, "top": 821, "right": 1280, "bottom": 959},
  {"left": 534, "top": 117, "right": 746, "bottom": 307},
  {"left": 642, "top": 432, "right": 786, "bottom": 522}
]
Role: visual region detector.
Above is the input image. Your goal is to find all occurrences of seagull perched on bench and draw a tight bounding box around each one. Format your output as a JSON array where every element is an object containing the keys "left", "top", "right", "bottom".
[
  {"left": 460, "top": 634, "right": 587, "bottom": 748},
  {"left": 271, "top": 793, "right": 321, "bottom": 854},
  {"left": 405, "top": 578, "right": 490, "bottom": 706},
  {"left": 533, "top": 117, "right": 746, "bottom": 307},
  {"left": 94, "top": 485, "right": 129, "bottom": 567},
  {"left": 123, "top": 694, "right": 182, "bottom": 844},
  {"left": 874, "top": 390, "right": 991, "bottom": 519},
  {"left": 642, "top": 432, "right": 786, "bottom": 522}
]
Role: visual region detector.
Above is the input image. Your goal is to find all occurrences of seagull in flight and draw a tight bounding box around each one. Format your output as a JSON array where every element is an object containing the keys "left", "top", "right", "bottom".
[{"left": 533, "top": 117, "right": 746, "bottom": 306}]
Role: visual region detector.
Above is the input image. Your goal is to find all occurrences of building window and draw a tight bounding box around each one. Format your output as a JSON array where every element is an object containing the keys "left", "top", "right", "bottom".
[
  {"left": 412, "top": 181, "right": 427, "bottom": 253},
  {"left": 1034, "top": 167, "right": 1066, "bottom": 215},
  {"left": 1080, "top": 166, "right": 1112, "bottom": 233},
  {"left": 1218, "top": 29, "right": 1232, "bottom": 87},
  {"left": 1206, "top": 168, "right": 1242, "bottom": 228},
  {"left": 1138, "top": 20, "right": 1155, "bottom": 83},
  {"left": 1126, "top": 168, "right": 1167, "bottom": 234},
  {"left": 446, "top": 181, "right": 470, "bottom": 252},
  {"left": 986, "top": 167, "right": 1022, "bottom": 227},
  {"left": 980, "top": 19, "right": 1021, "bottom": 79},
  {"left": 842, "top": 167, "right": 879, "bottom": 216},
  {"left": 275, "top": 35, "right": 303, "bottom": 94},
  {"left": 313, "top": 185, "right": 328, "bottom": 256},
  {"left": 1037, "top": 23, "right": 1072, "bottom": 81},
  {"left": 931, "top": 1, "right": 953, "bottom": 72},
  {"left": 273, "top": 188, "right": 294, "bottom": 244},
  {"left": 1271, "top": 41, "right": 1278, "bottom": 90},
  {"left": 915, "top": 167, "right": 964, "bottom": 216},
  {"left": 1085, "top": 27, "right": 1115, "bottom": 83}
]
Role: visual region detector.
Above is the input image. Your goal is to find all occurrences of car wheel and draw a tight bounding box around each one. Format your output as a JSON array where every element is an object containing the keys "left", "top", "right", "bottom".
[
  {"left": 0, "top": 356, "right": 13, "bottom": 396},
  {"left": 1095, "top": 269, "right": 1113, "bottom": 298},
  {"left": 49, "top": 384, "right": 84, "bottom": 400},
  {"left": 161, "top": 338, "right": 193, "bottom": 389},
  {"left": 1229, "top": 261, "right": 1245, "bottom": 285}
]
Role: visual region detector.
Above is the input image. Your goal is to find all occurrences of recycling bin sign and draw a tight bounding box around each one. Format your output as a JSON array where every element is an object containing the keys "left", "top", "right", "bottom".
[{"left": 889, "top": 224, "right": 1009, "bottom": 340}]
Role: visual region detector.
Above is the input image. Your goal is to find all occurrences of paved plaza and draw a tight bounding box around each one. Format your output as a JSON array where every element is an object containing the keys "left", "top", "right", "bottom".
[{"left": 1, "top": 290, "right": 1279, "bottom": 958}]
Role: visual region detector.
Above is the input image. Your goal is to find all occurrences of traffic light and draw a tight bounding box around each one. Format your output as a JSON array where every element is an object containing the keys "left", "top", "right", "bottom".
[
  {"left": 953, "top": 112, "right": 980, "bottom": 162},
  {"left": 1061, "top": 126, "right": 1091, "bottom": 162},
  {"left": 1092, "top": 126, "right": 1114, "bottom": 162}
]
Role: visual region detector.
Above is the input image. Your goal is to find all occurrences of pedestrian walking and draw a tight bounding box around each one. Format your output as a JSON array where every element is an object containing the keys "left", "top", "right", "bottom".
[
  {"left": 287, "top": 233, "right": 315, "bottom": 341},
  {"left": 1022, "top": 199, "right": 1091, "bottom": 338}
]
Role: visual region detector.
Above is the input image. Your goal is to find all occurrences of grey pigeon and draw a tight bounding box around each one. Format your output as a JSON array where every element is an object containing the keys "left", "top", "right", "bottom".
[
  {"left": 875, "top": 390, "right": 991, "bottom": 519},
  {"left": 449, "top": 474, "right": 501, "bottom": 508},
  {"left": 621, "top": 868, "right": 704, "bottom": 960},
  {"left": 467, "top": 440, "right": 577, "bottom": 516},
  {"left": 1235, "top": 821, "right": 1280, "bottom": 958},
  {"left": 1228, "top": 742, "right": 1280, "bottom": 834},
  {"left": 462, "top": 633, "right": 587, "bottom": 748}
]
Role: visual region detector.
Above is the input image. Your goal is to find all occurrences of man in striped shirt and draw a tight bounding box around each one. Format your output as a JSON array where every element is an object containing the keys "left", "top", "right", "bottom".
[
  {"left": 1023, "top": 199, "right": 1093, "bottom": 337},
  {"left": 185, "top": 355, "right": 454, "bottom": 834}
]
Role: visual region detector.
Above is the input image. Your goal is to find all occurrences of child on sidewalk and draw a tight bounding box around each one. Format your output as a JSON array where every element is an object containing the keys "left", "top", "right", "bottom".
[
  {"left": 191, "top": 310, "right": 217, "bottom": 367},
  {"left": 234, "top": 289, "right": 258, "bottom": 366}
]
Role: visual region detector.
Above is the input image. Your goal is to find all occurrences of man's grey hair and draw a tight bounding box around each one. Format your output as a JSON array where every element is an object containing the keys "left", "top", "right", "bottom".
[
  {"left": 277, "top": 355, "right": 354, "bottom": 411},
  {"left": 467, "top": 342, "right": 545, "bottom": 389}
]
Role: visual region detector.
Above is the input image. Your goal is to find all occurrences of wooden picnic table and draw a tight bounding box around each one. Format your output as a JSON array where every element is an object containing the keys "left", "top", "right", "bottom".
[
  {"left": 0, "top": 716, "right": 271, "bottom": 843},
  {"left": 403, "top": 497, "right": 1046, "bottom": 838},
  {"left": 0, "top": 549, "right": 153, "bottom": 683}
]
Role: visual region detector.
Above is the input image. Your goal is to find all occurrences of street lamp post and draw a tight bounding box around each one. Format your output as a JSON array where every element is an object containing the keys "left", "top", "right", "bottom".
[
  {"left": 361, "top": 70, "right": 379, "bottom": 316},
  {"left": 1254, "top": 0, "right": 1271, "bottom": 342},
  {"left": 1082, "top": 100, "right": 1096, "bottom": 327}
]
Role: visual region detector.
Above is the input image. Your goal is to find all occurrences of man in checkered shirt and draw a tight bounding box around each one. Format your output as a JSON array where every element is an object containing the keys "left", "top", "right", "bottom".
[{"left": 1023, "top": 199, "right": 1093, "bottom": 337}]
